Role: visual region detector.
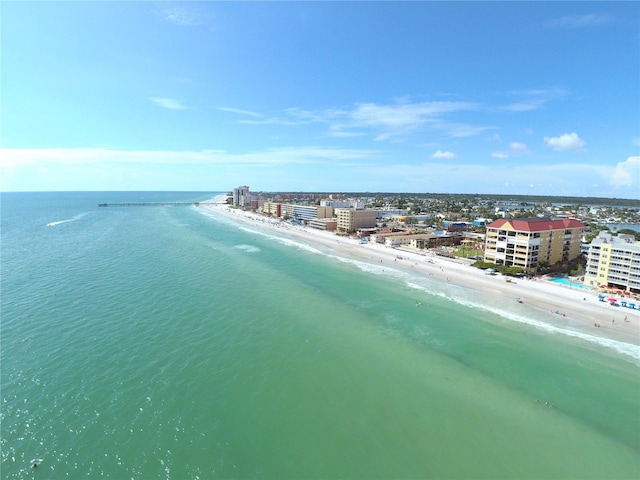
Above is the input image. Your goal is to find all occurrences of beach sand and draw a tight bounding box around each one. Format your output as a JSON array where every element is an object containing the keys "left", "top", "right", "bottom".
[{"left": 201, "top": 201, "right": 640, "bottom": 353}]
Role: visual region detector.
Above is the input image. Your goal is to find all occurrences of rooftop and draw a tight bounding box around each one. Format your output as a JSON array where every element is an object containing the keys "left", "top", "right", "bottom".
[{"left": 488, "top": 217, "right": 585, "bottom": 232}]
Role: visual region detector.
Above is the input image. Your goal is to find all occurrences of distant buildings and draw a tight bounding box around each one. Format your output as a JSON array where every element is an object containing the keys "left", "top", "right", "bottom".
[
  {"left": 232, "top": 186, "right": 251, "bottom": 207},
  {"left": 583, "top": 232, "right": 640, "bottom": 293},
  {"left": 233, "top": 190, "right": 640, "bottom": 280},
  {"left": 321, "top": 199, "right": 365, "bottom": 209},
  {"left": 484, "top": 217, "right": 584, "bottom": 271},
  {"left": 262, "top": 202, "right": 333, "bottom": 223}
]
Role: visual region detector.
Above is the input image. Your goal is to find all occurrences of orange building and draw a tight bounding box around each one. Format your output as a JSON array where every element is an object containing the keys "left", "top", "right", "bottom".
[{"left": 484, "top": 217, "right": 584, "bottom": 271}]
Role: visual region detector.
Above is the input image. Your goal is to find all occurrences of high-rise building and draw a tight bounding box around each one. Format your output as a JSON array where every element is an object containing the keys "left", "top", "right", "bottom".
[
  {"left": 335, "top": 208, "right": 377, "bottom": 233},
  {"left": 583, "top": 232, "right": 640, "bottom": 293},
  {"left": 232, "top": 186, "right": 251, "bottom": 206},
  {"left": 484, "top": 217, "right": 584, "bottom": 271}
]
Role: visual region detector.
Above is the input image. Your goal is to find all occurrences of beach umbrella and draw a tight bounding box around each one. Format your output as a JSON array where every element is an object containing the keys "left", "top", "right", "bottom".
[{"left": 607, "top": 297, "right": 617, "bottom": 302}]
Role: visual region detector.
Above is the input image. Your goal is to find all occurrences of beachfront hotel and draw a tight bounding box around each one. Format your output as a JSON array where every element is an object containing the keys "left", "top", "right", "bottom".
[
  {"left": 583, "top": 232, "right": 640, "bottom": 294},
  {"left": 336, "top": 208, "right": 377, "bottom": 234},
  {"left": 483, "top": 217, "right": 585, "bottom": 272},
  {"left": 261, "top": 202, "right": 334, "bottom": 222}
]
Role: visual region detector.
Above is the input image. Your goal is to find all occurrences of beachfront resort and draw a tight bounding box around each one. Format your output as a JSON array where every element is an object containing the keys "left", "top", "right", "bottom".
[{"left": 229, "top": 186, "right": 640, "bottom": 300}]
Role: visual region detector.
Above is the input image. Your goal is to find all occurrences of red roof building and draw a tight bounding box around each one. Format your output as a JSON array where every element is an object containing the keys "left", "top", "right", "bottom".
[{"left": 484, "top": 217, "right": 585, "bottom": 271}]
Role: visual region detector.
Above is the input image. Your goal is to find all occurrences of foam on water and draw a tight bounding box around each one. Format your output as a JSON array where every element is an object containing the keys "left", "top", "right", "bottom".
[
  {"left": 45, "top": 212, "right": 88, "bottom": 227},
  {"left": 233, "top": 244, "right": 261, "bottom": 253},
  {"left": 404, "top": 279, "right": 640, "bottom": 362},
  {"left": 237, "top": 225, "right": 327, "bottom": 256}
]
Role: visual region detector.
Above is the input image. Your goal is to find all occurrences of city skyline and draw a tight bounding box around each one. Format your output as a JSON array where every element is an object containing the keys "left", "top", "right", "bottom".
[{"left": 2, "top": 1, "right": 639, "bottom": 198}]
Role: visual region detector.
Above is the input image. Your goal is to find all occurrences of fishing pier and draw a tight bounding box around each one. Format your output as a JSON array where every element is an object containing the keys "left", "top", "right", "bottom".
[{"left": 98, "top": 202, "right": 218, "bottom": 207}]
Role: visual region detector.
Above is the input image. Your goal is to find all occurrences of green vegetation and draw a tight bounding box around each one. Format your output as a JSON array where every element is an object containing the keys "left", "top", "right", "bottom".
[
  {"left": 471, "top": 260, "right": 525, "bottom": 277},
  {"left": 454, "top": 248, "right": 483, "bottom": 259},
  {"left": 618, "top": 228, "right": 640, "bottom": 241},
  {"left": 259, "top": 191, "right": 640, "bottom": 208}
]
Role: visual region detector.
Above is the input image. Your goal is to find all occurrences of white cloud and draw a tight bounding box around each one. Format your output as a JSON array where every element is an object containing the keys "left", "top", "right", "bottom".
[
  {"left": 218, "top": 107, "right": 263, "bottom": 118},
  {"left": 544, "top": 13, "right": 613, "bottom": 29},
  {"left": 544, "top": 132, "right": 586, "bottom": 151},
  {"left": 431, "top": 150, "right": 456, "bottom": 160},
  {"left": 224, "top": 92, "right": 569, "bottom": 143},
  {"left": 158, "top": 6, "right": 212, "bottom": 28},
  {"left": 499, "top": 99, "right": 548, "bottom": 113},
  {"left": 509, "top": 142, "right": 529, "bottom": 154},
  {"left": 438, "top": 123, "right": 495, "bottom": 138},
  {"left": 349, "top": 101, "right": 475, "bottom": 129},
  {"left": 0, "top": 146, "right": 378, "bottom": 169},
  {"left": 492, "top": 152, "right": 509, "bottom": 159},
  {"left": 149, "top": 97, "right": 188, "bottom": 110},
  {"left": 327, "top": 126, "right": 366, "bottom": 138},
  {"left": 497, "top": 88, "right": 567, "bottom": 112},
  {"left": 610, "top": 156, "right": 640, "bottom": 188},
  {"left": 283, "top": 100, "right": 482, "bottom": 141},
  {"left": 359, "top": 160, "right": 626, "bottom": 196},
  {"left": 3, "top": 148, "right": 638, "bottom": 198}
]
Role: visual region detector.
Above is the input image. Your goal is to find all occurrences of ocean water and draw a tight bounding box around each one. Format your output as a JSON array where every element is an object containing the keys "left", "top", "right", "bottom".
[{"left": 1, "top": 191, "right": 639, "bottom": 479}]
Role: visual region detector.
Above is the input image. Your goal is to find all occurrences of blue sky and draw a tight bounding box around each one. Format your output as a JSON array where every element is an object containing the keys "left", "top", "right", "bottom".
[{"left": 2, "top": 1, "right": 639, "bottom": 197}]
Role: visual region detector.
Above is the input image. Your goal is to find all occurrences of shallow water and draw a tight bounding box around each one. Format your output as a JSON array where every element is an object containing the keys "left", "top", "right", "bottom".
[{"left": 2, "top": 192, "right": 638, "bottom": 478}]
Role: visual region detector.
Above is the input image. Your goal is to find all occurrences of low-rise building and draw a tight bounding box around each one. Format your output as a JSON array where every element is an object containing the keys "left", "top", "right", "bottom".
[
  {"left": 370, "top": 231, "right": 462, "bottom": 249},
  {"left": 411, "top": 233, "right": 463, "bottom": 250},
  {"left": 307, "top": 218, "right": 338, "bottom": 231},
  {"left": 262, "top": 202, "right": 282, "bottom": 217},
  {"left": 583, "top": 232, "right": 640, "bottom": 293}
]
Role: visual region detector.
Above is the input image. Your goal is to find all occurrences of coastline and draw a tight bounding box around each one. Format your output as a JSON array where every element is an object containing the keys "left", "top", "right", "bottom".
[{"left": 199, "top": 199, "right": 640, "bottom": 358}]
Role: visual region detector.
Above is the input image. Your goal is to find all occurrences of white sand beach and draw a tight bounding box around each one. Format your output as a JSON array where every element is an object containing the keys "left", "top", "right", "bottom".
[{"left": 201, "top": 200, "right": 640, "bottom": 353}]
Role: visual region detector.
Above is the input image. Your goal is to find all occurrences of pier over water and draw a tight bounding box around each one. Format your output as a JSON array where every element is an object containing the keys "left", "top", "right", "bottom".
[{"left": 98, "top": 202, "right": 217, "bottom": 207}]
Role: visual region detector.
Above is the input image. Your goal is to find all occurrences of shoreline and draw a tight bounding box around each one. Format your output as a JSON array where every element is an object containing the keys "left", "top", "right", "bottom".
[{"left": 199, "top": 200, "right": 640, "bottom": 358}]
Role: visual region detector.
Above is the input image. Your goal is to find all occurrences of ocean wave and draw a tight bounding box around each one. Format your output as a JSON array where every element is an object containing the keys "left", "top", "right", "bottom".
[
  {"left": 233, "top": 244, "right": 261, "bottom": 253},
  {"left": 332, "top": 255, "right": 406, "bottom": 278},
  {"left": 481, "top": 303, "right": 640, "bottom": 362},
  {"left": 236, "top": 226, "right": 326, "bottom": 256},
  {"left": 405, "top": 280, "right": 640, "bottom": 362}
]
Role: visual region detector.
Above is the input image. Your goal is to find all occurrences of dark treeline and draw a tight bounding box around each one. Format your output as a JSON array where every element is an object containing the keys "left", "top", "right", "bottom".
[{"left": 255, "top": 192, "right": 640, "bottom": 207}]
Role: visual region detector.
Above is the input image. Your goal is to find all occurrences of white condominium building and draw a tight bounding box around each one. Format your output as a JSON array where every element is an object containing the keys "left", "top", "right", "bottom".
[
  {"left": 232, "top": 186, "right": 251, "bottom": 206},
  {"left": 583, "top": 232, "right": 640, "bottom": 293}
]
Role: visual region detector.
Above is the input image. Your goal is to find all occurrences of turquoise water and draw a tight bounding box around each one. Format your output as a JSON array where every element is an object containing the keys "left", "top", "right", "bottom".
[
  {"left": 549, "top": 277, "right": 592, "bottom": 290},
  {"left": 1, "top": 192, "right": 639, "bottom": 479}
]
